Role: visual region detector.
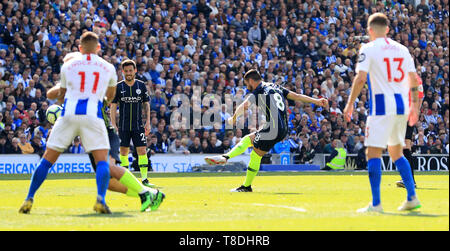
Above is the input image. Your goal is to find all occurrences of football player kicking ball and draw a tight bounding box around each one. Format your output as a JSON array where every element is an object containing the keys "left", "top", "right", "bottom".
[
  {"left": 343, "top": 13, "right": 421, "bottom": 213},
  {"left": 205, "top": 69, "right": 328, "bottom": 192}
]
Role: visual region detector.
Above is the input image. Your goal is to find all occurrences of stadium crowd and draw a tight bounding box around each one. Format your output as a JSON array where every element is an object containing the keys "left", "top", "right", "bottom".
[{"left": 0, "top": 0, "right": 448, "bottom": 164}]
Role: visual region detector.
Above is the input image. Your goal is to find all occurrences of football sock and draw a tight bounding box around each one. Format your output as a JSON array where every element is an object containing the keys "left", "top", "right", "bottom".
[
  {"left": 96, "top": 161, "right": 110, "bottom": 204},
  {"left": 243, "top": 151, "right": 262, "bottom": 187},
  {"left": 126, "top": 189, "right": 139, "bottom": 198},
  {"left": 120, "top": 155, "right": 129, "bottom": 168},
  {"left": 403, "top": 148, "right": 416, "bottom": 184},
  {"left": 26, "top": 158, "right": 53, "bottom": 200},
  {"left": 138, "top": 154, "right": 148, "bottom": 180},
  {"left": 395, "top": 156, "right": 416, "bottom": 201},
  {"left": 119, "top": 169, "right": 146, "bottom": 195},
  {"left": 225, "top": 135, "right": 252, "bottom": 159},
  {"left": 367, "top": 158, "right": 382, "bottom": 207}
]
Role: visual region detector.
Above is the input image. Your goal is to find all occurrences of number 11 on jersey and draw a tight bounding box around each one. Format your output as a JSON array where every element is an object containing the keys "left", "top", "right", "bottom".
[{"left": 79, "top": 71, "right": 100, "bottom": 93}]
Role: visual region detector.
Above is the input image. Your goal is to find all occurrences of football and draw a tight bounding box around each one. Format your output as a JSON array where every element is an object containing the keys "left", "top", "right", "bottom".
[{"left": 46, "top": 104, "right": 62, "bottom": 125}]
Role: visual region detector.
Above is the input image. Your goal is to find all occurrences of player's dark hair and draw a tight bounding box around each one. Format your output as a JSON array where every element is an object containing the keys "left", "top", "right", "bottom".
[
  {"left": 368, "top": 13, "right": 389, "bottom": 28},
  {"left": 244, "top": 69, "right": 262, "bottom": 82},
  {"left": 121, "top": 59, "right": 137, "bottom": 70}
]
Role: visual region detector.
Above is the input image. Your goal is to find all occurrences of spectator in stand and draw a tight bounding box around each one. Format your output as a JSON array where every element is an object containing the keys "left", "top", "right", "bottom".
[
  {"left": 169, "top": 138, "right": 190, "bottom": 154},
  {"left": 68, "top": 136, "right": 85, "bottom": 154},
  {"left": 18, "top": 133, "right": 33, "bottom": 154},
  {"left": 273, "top": 137, "right": 291, "bottom": 154},
  {"left": 188, "top": 137, "right": 203, "bottom": 154},
  {"left": 7, "top": 137, "right": 22, "bottom": 154},
  {"left": 0, "top": 135, "right": 8, "bottom": 154}
]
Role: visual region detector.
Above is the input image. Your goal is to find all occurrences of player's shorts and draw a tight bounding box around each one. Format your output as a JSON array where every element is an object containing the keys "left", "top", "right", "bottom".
[
  {"left": 405, "top": 124, "right": 414, "bottom": 141},
  {"left": 364, "top": 114, "right": 408, "bottom": 148},
  {"left": 253, "top": 124, "right": 289, "bottom": 152},
  {"left": 47, "top": 115, "right": 110, "bottom": 152},
  {"left": 90, "top": 127, "right": 120, "bottom": 172},
  {"left": 119, "top": 127, "right": 146, "bottom": 148}
]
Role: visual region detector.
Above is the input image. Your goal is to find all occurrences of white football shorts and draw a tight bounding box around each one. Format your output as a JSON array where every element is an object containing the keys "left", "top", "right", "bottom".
[
  {"left": 364, "top": 114, "right": 408, "bottom": 148},
  {"left": 46, "top": 115, "right": 110, "bottom": 153}
]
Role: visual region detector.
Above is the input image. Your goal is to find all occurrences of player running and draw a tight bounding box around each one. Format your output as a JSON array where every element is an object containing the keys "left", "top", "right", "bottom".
[
  {"left": 44, "top": 60, "right": 164, "bottom": 213},
  {"left": 205, "top": 69, "right": 328, "bottom": 192},
  {"left": 343, "top": 13, "right": 421, "bottom": 213},
  {"left": 110, "top": 60, "right": 154, "bottom": 187},
  {"left": 19, "top": 32, "right": 117, "bottom": 214}
]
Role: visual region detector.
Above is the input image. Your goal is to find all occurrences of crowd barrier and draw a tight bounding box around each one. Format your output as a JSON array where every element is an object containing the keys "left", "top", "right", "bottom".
[
  {"left": 0, "top": 153, "right": 447, "bottom": 174},
  {"left": 316, "top": 153, "right": 448, "bottom": 171},
  {"left": 0, "top": 154, "right": 249, "bottom": 174}
]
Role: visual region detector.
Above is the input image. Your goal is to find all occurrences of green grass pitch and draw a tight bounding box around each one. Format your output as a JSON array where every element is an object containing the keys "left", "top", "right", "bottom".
[{"left": 0, "top": 171, "right": 448, "bottom": 231}]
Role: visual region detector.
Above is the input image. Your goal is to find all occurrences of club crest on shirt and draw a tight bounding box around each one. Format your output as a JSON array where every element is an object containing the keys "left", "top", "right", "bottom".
[
  {"left": 136, "top": 89, "right": 141, "bottom": 95},
  {"left": 358, "top": 53, "right": 366, "bottom": 63}
]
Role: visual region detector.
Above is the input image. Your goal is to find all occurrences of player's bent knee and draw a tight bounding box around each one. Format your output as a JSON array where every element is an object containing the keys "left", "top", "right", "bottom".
[
  {"left": 136, "top": 146, "right": 147, "bottom": 156},
  {"left": 120, "top": 147, "right": 129, "bottom": 156},
  {"left": 109, "top": 164, "right": 125, "bottom": 179},
  {"left": 387, "top": 144, "right": 404, "bottom": 161},
  {"left": 366, "top": 146, "right": 383, "bottom": 160},
  {"left": 42, "top": 148, "right": 62, "bottom": 163},
  {"left": 91, "top": 149, "right": 109, "bottom": 163},
  {"left": 247, "top": 133, "right": 257, "bottom": 145}
]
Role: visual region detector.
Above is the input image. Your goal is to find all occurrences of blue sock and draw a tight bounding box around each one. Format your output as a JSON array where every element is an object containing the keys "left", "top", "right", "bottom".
[
  {"left": 395, "top": 156, "right": 416, "bottom": 201},
  {"left": 95, "top": 161, "right": 110, "bottom": 204},
  {"left": 26, "top": 158, "right": 53, "bottom": 200},
  {"left": 367, "top": 158, "right": 382, "bottom": 206}
]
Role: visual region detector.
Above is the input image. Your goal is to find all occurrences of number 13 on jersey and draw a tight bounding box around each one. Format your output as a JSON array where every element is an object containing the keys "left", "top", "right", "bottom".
[{"left": 383, "top": 57, "right": 404, "bottom": 83}]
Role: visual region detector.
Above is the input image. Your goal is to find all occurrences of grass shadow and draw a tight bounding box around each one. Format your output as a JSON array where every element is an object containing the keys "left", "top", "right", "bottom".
[
  {"left": 75, "top": 211, "right": 134, "bottom": 218},
  {"left": 259, "top": 192, "right": 303, "bottom": 196},
  {"left": 416, "top": 187, "right": 446, "bottom": 191},
  {"left": 381, "top": 211, "right": 448, "bottom": 218}
]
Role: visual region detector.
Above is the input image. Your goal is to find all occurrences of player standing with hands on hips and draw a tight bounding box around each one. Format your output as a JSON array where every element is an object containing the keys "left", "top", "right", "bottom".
[
  {"left": 19, "top": 32, "right": 117, "bottom": 214},
  {"left": 343, "top": 13, "right": 421, "bottom": 212},
  {"left": 110, "top": 60, "right": 155, "bottom": 187}
]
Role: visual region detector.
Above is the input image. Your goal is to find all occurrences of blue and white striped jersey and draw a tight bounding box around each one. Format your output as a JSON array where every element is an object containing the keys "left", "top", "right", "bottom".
[
  {"left": 60, "top": 53, "right": 117, "bottom": 119},
  {"left": 356, "top": 37, "right": 416, "bottom": 116}
]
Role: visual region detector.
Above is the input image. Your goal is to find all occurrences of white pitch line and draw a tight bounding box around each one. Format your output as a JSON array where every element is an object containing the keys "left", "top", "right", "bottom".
[{"left": 252, "top": 203, "right": 307, "bottom": 212}]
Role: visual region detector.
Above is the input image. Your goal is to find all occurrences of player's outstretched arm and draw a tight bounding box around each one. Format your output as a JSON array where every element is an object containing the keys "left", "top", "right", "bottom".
[
  {"left": 47, "top": 84, "right": 66, "bottom": 104},
  {"left": 286, "top": 91, "right": 328, "bottom": 107},
  {"left": 227, "top": 96, "right": 251, "bottom": 126},
  {"left": 344, "top": 71, "right": 367, "bottom": 122}
]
